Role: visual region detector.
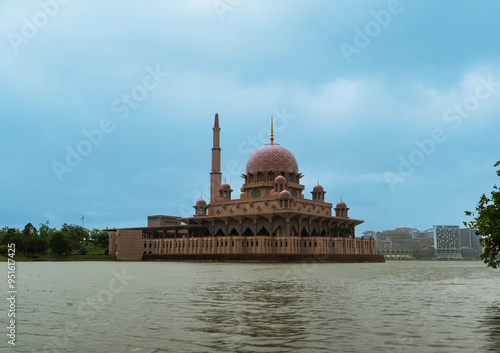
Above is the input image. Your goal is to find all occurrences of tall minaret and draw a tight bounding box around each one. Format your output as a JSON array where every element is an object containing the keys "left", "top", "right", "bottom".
[{"left": 210, "top": 113, "right": 222, "bottom": 203}]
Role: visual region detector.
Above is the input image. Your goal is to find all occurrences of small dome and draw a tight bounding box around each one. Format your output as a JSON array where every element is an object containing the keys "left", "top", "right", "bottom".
[
  {"left": 279, "top": 190, "right": 292, "bottom": 199},
  {"left": 219, "top": 183, "right": 231, "bottom": 191},
  {"left": 313, "top": 184, "right": 324, "bottom": 192},
  {"left": 336, "top": 200, "right": 347, "bottom": 209},
  {"left": 274, "top": 175, "right": 286, "bottom": 184},
  {"left": 196, "top": 199, "right": 207, "bottom": 207}
]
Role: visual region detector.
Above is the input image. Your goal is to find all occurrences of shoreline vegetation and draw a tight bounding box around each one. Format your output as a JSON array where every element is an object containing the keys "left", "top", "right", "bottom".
[
  {"left": 1, "top": 221, "right": 113, "bottom": 261},
  {"left": 0, "top": 254, "right": 117, "bottom": 262}
]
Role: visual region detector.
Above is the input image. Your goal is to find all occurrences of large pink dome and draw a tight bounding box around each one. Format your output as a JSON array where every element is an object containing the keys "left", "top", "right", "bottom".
[{"left": 246, "top": 143, "right": 298, "bottom": 174}]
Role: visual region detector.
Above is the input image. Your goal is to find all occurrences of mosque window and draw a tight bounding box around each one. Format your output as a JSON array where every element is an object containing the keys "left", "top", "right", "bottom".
[
  {"left": 224, "top": 191, "right": 227, "bottom": 198},
  {"left": 249, "top": 174, "right": 254, "bottom": 183},
  {"left": 280, "top": 200, "right": 283, "bottom": 207},
  {"left": 279, "top": 184, "right": 284, "bottom": 191},
  {"left": 291, "top": 190, "right": 298, "bottom": 197},
  {"left": 275, "top": 185, "right": 279, "bottom": 192},
  {"left": 313, "top": 194, "right": 316, "bottom": 200},
  {"left": 251, "top": 189, "right": 261, "bottom": 198},
  {"left": 256, "top": 241, "right": 258, "bottom": 246},
  {"left": 288, "top": 173, "right": 294, "bottom": 182},
  {"left": 267, "top": 171, "right": 275, "bottom": 181},
  {"left": 284, "top": 200, "right": 288, "bottom": 207},
  {"left": 257, "top": 172, "right": 264, "bottom": 182},
  {"left": 199, "top": 207, "right": 203, "bottom": 214},
  {"left": 342, "top": 210, "right": 345, "bottom": 217}
]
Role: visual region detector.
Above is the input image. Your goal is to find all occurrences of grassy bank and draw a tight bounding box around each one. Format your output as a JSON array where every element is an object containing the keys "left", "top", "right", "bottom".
[
  {"left": 0, "top": 243, "right": 117, "bottom": 261},
  {"left": 0, "top": 254, "right": 117, "bottom": 261}
]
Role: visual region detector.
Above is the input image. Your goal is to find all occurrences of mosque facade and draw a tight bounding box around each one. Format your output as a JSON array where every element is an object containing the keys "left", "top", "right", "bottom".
[{"left": 108, "top": 114, "right": 383, "bottom": 262}]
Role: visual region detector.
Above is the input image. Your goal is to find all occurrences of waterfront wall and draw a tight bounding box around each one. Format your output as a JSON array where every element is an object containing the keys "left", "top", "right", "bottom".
[
  {"left": 113, "top": 232, "right": 381, "bottom": 262},
  {"left": 114, "top": 229, "right": 143, "bottom": 261}
]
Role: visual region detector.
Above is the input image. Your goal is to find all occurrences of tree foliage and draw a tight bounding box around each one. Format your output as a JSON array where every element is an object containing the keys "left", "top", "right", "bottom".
[
  {"left": 1, "top": 221, "right": 109, "bottom": 257},
  {"left": 49, "top": 231, "right": 72, "bottom": 256},
  {"left": 465, "top": 160, "right": 500, "bottom": 268}
]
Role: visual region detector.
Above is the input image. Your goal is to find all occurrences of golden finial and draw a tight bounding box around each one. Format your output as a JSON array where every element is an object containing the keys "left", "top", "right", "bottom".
[{"left": 270, "top": 116, "right": 274, "bottom": 144}]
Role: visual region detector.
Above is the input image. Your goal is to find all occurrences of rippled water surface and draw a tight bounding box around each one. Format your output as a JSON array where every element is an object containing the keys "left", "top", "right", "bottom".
[{"left": 1, "top": 261, "right": 499, "bottom": 352}]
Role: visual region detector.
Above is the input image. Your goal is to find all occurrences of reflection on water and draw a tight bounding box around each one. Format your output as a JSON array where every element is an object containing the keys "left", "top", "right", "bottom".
[
  {"left": 1, "top": 261, "right": 498, "bottom": 353},
  {"left": 192, "top": 280, "right": 314, "bottom": 352},
  {"left": 481, "top": 305, "right": 500, "bottom": 352}
]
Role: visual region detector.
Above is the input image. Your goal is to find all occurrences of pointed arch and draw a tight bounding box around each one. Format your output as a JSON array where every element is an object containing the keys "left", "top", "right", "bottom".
[
  {"left": 267, "top": 171, "right": 275, "bottom": 182},
  {"left": 243, "top": 227, "right": 254, "bottom": 236},
  {"left": 257, "top": 226, "right": 270, "bottom": 236}
]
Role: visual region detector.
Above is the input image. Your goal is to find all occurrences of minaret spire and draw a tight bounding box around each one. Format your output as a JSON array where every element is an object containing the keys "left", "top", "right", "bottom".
[
  {"left": 270, "top": 116, "right": 274, "bottom": 144},
  {"left": 210, "top": 113, "right": 222, "bottom": 205}
]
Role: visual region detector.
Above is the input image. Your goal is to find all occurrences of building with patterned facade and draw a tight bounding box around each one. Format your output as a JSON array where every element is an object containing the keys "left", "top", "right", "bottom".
[
  {"left": 433, "top": 225, "right": 461, "bottom": 258},
  {"left": 108, "top": 114, "right": 383, "bottom": 262}
]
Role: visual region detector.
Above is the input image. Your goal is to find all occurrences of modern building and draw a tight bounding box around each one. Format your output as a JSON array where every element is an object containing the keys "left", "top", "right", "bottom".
[
  {"left": 108, "top": 114, "right": 383, "bottom": 262},
  {"left": 375, "top": 228, "right": 413, "bottom": 258},
  {"left": 433, "top": 225, "right": 461, "bottom": 258},
  {"left": 460, "top": 228, "right": 482, "bottom": 259},
  {"left": 412, "top": 228, "right": 434, "bottom": 251},
  {"left": 362, "top": 230, "right": 375, "bottom": 240}
]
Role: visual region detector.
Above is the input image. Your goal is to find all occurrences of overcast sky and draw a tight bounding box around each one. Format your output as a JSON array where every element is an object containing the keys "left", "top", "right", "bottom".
[{"left": 1, "top": 0, "right": 499, "bottom": 235}]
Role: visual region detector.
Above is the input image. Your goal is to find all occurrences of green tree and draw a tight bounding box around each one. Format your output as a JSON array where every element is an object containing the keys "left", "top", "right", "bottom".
[
  {"left": 49, "top": 231, "right": 72, "bottom": 256},
  {"left": 34, "top": 238, "right": 49, "bottom": 255},
  {"left": 2, "top": 228, "right": 20, "bottom": 246},
  {"left": 22, "top": 223, "right": 37, "bottom": 237},
  {"left": 38, "top": 221, "right": 55, "bottom": 241},
  {"left": 465, "top": 160, "right": 500, "bottom": 268},
  {"left": 96, "top": 231, "right": 109, "bottom": 248},
  {"left": 61, "top": 223, "right": 89, "bottom": 248}
]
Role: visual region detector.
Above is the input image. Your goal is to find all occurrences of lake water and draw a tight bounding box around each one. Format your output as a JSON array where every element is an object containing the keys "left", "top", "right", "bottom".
[{"left": 1, "top": 261, "right": 499, "bottom": 352}]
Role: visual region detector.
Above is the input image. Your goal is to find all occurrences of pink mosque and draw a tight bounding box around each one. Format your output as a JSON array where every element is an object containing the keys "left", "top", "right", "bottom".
[{"left": 108, "top": 114, "right": 383, "bottom": 262}]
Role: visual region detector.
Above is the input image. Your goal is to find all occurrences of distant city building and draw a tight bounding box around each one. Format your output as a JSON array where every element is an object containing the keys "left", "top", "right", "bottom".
[
  {"left": 412, "top": 228, "right": 434, "bottom": 251},
  {"left": 433, "top": 225, "right": 461, "bottom": 258},
  {"left": 362, "top": 230, "right": 375, "bottom": 240},
  {"left": 376, "top": 228, "right": 413, "bottom": 258},
  {"left": 460, "top": 228, "right": 482, "bottom": 259}
]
